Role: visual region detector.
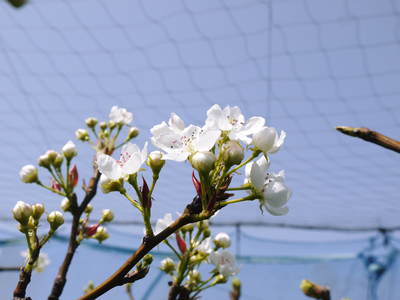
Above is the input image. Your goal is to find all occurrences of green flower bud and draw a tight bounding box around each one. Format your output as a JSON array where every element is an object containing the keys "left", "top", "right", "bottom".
[
  {"left": 32, "top": 203, "right": 45, "bottom": 220},
  {"left": 19, "top": 165, "right": 38, "bottom": 183},
  {"left": 60, "top": 198, "right": 71, "bottom": 212},
  {"left": 213, "top": 274, "right": 227, "bottom": 285},
  {"left": 13, "top": 201, "right": 33, "bottom": 225},
  {"left": 62, "top": 141, "right": 77, "bottom": 160},
  {"left": 127, "top": 127, "right": 139, "bottom": 139},
  {"left": 99, "top": 122, "right": 107, "bottom": 131},
  {"left": 93, "top": 226, "right": 109, "bottom": 243},
  {"left": 108, "top": 120, "right": 117, "bottom": 130},
  {"left": 191, "top": 151, "right": 216, "bottom": 174},
  {"left": 84, "top": 204, "right": 93, "bottom": 214},
  {"left": 75, "top": 129, "right": 90, "bottom": 142},
  {"left": 147, "top": 151, "right": 165, "bottom": 175},
  {"left": 101, "top": 209, "right": 114, "bottom": 223},
  {"left": 160, "top": 257, "right": 175, "bottom": 274},
  {"left": 222, "top": 141, "right": 244, "bottom": 168},
  {"left": 47, "top": 211, "right": 64, "bottom": 231},
  {"left": 143, "top": 254, "right": 153, "bottom": 266},
  {"left": 53, "top": 154, "right": 64, "bottom": 169},
  {"left": 85, "top": 117, "right": 98, "bottom": 128}
]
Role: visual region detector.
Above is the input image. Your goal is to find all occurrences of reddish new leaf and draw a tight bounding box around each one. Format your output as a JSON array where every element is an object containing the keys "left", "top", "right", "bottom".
[
  {"left": 51, "top": 179, "right": 61, "bottom": 191},
  {"left": 192, "top": 171, "right": 202, "bottom": 197},
  {"left": 175, "top": 233, "right": 187, "bottom": 254},
  {"left": 69, "top": 165, "right": 79, "bottom": 188}
]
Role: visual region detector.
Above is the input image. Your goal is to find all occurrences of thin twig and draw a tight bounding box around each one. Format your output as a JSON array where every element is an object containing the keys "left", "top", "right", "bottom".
[
  {"left": 336, "top": 126, "right": 400, "bottom": 154},
  {"left": 47, "top": 171, "right": 101, "bottom": 300},
  {"left": 0, "top": 266, "right": 19, "bottom": 272}
]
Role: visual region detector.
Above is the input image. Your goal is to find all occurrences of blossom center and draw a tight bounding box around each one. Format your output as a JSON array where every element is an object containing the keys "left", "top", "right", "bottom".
[{"left": 117, "top": 151, "right": 131, "bottom": 167}]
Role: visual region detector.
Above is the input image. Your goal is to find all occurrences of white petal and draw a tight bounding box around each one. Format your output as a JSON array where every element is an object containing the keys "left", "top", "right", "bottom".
[
  {"left": 241, "top": 116, "right": 265, "bottom": 135},
  {"left": 96, "top": 153, "right": 122, "bottom": 180},
  {"left": 162, "top": 151, "right": 189, "bottom": 162},
  {"left": 121, "top": 142, "right": 140, "bottom": 156},
  {"left": 265, "top": 205, "right": 289, "bottom": 216},
  {"left": 250, "top": 162, "right": 265, "bottom": 191},
  {"left": 168, "top": 113, "right": 185, "bottom": 132},
  {"left": 194, "top": 129, "right": 221, "bottom": 152},
  {"left": 121, "top": 152, "right": 142, "bottom": 175},
  {"left": 256, "top": 156, "right": 270, "bottom": 174},
  {"left": 141, "top": 142, "right": 148, "bottom": 164},
  {"left": 152, "top": 133, "right": 183, "bottom": 152},
  {"left": 150, "top": 121, "right": 174, "bottom": 137},
  {"left": 205, "top": 104, "right": 223, "bottom": 129},
  {"left": 269, "top": 130, "right": 286, "bottom": 154},
  {"left": 252, "top": 127, "right": 277, "bottom": 153}
]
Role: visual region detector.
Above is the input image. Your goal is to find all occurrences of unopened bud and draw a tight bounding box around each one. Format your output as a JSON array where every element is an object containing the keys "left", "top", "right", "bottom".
[
  {"left": 232, "top": 278, "right": 241, "bottom": 290},
  {"left": 101, "top": 209, "right": 114, "bottom": 223},
  {"left": 127, "top": 127, "right": 139, "bottom": 139},
  {"left": 99, "top": 175, "right": 123, "bottom": 193},
  {"left": 214, "top": 232, "right": 231, "bottom": 249},
  {"left": 213, "top": 274, "right": 227, "bottom": 285},
  {"left": 108, "top": 120, "right": 117, "bottom": 130},
  {"left": 85, "top": 117, "right": 98, "bottom": 128},
  {"left": 147, "top": 151, "right": 165, "bottom": 174},
  {"left": 12, "top": 201, "right": 33, "bottom": 225},
  {"left": 19, "top": 165, "right": 38, "bottom": 183},
  {"left": 189, "top": 270, "right": 201, "bottom": 283},
  {"left": 47, "top": 211, "right": 64, "bottom": 231},
  {"left": 46, "top": 150, "right": 58, "bottom": 164},
  {"left": 62, "top": 141, "right": 77, "bottom": 160},
  {"left": 32, "top": 203, "right": 45, "bottom": 220},
  {"left": 181, "top": 224, "right": 194, "bottom": 234},
  {"left": 203, "top": 229, "right": 211, "bottom": 238},
  {"left": 84, "top": 204, "right": 93, "bottom": 214},
  {"left": 53, "top": 154, "right": 64, "bottom": 169},
  {"left": 143, "top": 254, "right": 153, "bottom": 266},
  {"left": 160, "top": 257, "right": 175, "bottom": 274},
  {"left": 60, "top": 197, "right": 71, "bottom": 212},
  {"left": 191, "top": 151, "right": 216, "bottom": 174},
  {"left": 93, "top": 226, "right": 109, "bottom": 243},
  {"left": 99, "top": 122, "right": 107, "bottom": 131},
  {"left": 75, "top": 129, "right": 90, "bottom": 142},
  {"left": 223, "top": 141, "right": 244, "bottom": 168}
]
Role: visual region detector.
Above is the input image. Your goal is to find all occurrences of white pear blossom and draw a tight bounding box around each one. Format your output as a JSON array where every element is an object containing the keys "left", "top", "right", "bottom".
[
  {"left": 209, "top": 250, "right": 239, "bottom": 277},
  {"left": 19, "top": 165, "right": 38, "bottom": 183},
  {"left": 151, "top": 113, "right": 220, "bottom": 162},
  {"left": 214, "top": 232, "right": 231, "bottom": 249},
  {"left": 245, "top": 157, "right": 291, "bottom": 216},
  {"left": 251, "top": 126, "right": 286, "bottom": 154},
  {"left": 109, "top": 106, "right": 133, "bottom": 125},
  {"left": 96, "top": 142, "right": 148, "bottom": 180},
  {"left": 155, "top": 213, "right": 174, "bottom": 235},
  {"left": 205, "top": 104, "right": 265, "bottom": 144},
  {"left": 21, "top": 251, "right": 50, "bottom": 272}
]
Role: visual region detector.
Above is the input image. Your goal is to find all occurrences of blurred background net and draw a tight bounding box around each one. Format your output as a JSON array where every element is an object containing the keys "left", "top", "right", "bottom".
[{"left": 0, "top": 0, "right": 400, "bottom": 299}]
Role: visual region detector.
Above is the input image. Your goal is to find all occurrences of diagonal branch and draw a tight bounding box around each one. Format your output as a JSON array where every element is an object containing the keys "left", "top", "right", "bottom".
[
  {"left": 78, "top": 199, "right": 208, "bottom": 300},
  {"left": 336, "top": 126, "right": 400, "bottom": 154}
]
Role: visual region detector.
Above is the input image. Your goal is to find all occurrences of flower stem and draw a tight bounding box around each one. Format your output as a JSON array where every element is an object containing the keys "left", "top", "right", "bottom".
[
  {"left": 227, "top": 185, "right": 251, "bottom": 191},
  {"left": 226, "top": 151, "right": 261, "bottom": 177},
  {"left": 121, "top": 191, "right": 143, "bottom": 213},
  {"left": 219, "top": 195, "right": 256, "bottom": 207},
  {"left": 37, "top": 181, "right": 66, "bottom": 197},
  {"left": 164, "top": 240, "right": 181, "bottom": 259}
]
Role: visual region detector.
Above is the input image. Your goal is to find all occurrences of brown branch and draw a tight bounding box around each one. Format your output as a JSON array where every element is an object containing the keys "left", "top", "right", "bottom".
[
  {"left": 13, "top": 243, "right": 41, "bottom": 299},
  {"left": 336, "top": 126, "right": 400, "bottom": 154},
  {"left": 77, "top": 201, "right": 207, "bottom": 300},
  {"left": 0, "top": 266, "right": 19, "bottom": 272},
  {"left": 47, "top": 171, "right": 101, "bottom": 300},
  {"left": 168, "top": 284, "right": 190, "bottom": 300}
]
